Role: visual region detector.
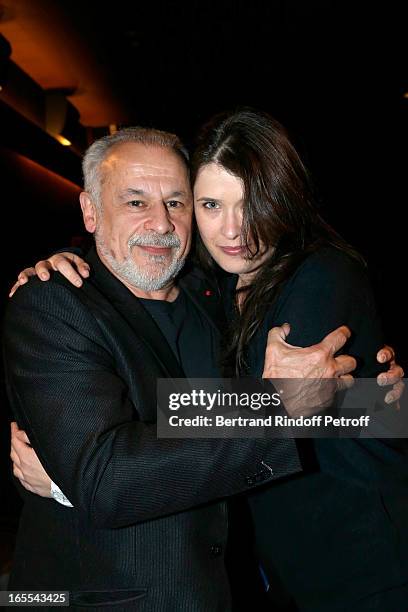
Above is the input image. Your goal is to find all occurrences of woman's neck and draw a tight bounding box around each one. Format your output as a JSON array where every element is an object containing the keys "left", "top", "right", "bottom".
[
  {"left": 235, "top": 272, "right": 256, "bottom": 310},
  {"left": 236, "top": 271, "right": 255, "bottom": 291}
]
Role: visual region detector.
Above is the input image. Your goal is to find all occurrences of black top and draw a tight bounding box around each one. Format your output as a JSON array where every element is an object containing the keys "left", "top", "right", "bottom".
[
  {"left": 140, "top": 287, "right": 221, "bottom": 378},
  {"left": 224, "top": 247, "right": 408, "bottom": 611},
  {"left": 246, "top": 247, "right": 383, "bottom": 378}
]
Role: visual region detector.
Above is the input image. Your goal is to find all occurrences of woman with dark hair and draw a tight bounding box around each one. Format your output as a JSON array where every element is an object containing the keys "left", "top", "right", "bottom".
[
  {"left": 190, "top": 112, "right": 408, "bottom": 610},
  {"left": 10, "top": 110, "right": 408, "bottom": 611},
  {"left": 191, "top": 110, "right": 366, "bottom": 376}
]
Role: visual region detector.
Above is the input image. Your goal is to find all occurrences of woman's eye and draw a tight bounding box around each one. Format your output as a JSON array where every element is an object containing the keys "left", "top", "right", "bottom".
[
  {"left": 203, "top": 201, "right": 220, "bottom": 210},
  {"left": 128, "top": 200, "right": 144, "bottom": 208}
]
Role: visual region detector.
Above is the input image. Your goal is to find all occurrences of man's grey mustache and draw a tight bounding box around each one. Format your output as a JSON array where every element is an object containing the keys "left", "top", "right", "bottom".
[{"left": 128, "top": 234, "right": 181, "bottom": 249}]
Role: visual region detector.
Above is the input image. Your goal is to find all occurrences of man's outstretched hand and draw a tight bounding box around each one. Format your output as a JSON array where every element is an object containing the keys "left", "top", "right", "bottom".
[
  {"left": 263, "top": 324, "right": 355, "bottom": 380},
  {"left": 262, "top": 324, "right": 404, "bottom": 416}
]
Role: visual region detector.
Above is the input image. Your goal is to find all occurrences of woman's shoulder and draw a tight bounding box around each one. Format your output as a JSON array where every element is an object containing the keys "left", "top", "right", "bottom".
[
  {"left": 270, "top": 245, "right": 377, "bottom": 344},
  {"left": 267, "top": 246, "right": 383, "bottom": 369},
  {"left": 290, "top": 246, "right": 367, "bottom": 289}
]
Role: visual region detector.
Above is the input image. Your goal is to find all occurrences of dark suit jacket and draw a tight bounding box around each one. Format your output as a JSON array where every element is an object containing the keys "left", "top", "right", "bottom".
[{"left": 3, "top": 248, "right": 301, "bottom": 611}]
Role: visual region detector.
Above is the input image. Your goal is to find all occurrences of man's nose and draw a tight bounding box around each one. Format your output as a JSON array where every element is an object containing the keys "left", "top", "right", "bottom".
[
  {"left": 144, "top": 203, "right": 175, "bottom": 234},
  {"left": 221, "top": 211, "right": 241, "bottom": 240}
]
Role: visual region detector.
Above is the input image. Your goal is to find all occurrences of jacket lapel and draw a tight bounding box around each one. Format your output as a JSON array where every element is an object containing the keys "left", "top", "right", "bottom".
[{"left": 179, "top": 267, "right": 226, "bottom": 335}]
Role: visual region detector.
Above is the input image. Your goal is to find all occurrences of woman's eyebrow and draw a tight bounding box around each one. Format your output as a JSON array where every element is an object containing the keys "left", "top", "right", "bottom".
[{"left": 195, "top": 196, "right": 222, "bottom": 202}]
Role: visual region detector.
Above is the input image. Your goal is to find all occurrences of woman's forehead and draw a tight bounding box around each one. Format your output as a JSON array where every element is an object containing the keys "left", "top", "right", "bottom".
[{"left": 194, "top": 163, "right": 243, "bottom": 196}]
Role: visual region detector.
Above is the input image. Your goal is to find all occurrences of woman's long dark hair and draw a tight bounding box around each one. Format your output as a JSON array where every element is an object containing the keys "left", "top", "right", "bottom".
[{"left": 191, "top": 108, "right": 363, "bottom": 375}]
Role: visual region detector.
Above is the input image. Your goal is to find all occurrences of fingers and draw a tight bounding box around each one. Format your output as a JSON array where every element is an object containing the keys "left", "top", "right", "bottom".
[
  {"left": 51, "top": 253, "right": 90, "bottom": 277},
  {"left": 10, "top": 446, "right": 21, "bottom": 469},
  {"left": 34, "top": 260, "right": 53, "bottom": 281},
  {"left": 51, "top": 252, "right": 88, "bottom": 267},
  {"left": 48, "top": 253, "right": 90, "bottom": 287},
  {"left": 320, "top": 326, "right": 351, "bottom": 355},
  {"left": 9, "top": 268, "right": 36, "bottom": 297},
  {"left": 13, "top": 463, "right": 25, "bottom": 482},
  {"left": 336, "top": 374, "right": 355, "bottom": 391},
  {"left": 10, "top": 421, "right": 19, "bottom": 434},
  {"left": 11, "top": 431, "right": 32, "bottom": 466},
  {"left": 12, "top": 463, "right": 34, "bottom": 492},
  {"left": 15, "top": 429, "right": 31, "bottom": 445},
  {"left": 69, "top": 254, "right": 90, "bottom": 279},
  {"left": 9, "top": 253, "right": 90, "bottom": 298},
  {"left": 377, "top": 344, "right": 395, "bottom": 364},
  {"left": 384, "top": 380, "right": 405, "bottom": 404},
  {"left": 378, "top": 364, "right": 405, "bottom": 387},
  {"left": 54, "top": 259, "right": 83, "bottom": 286},
  {"left": 267, "top": 323, "right": 291, "bottom": 344},
  {"left": 332, "top": 353, "right": 357, "bottom": 376},
  {"left": 8, "top": 282, "right": 19, "bottom": 298},
  {"left": 10, "top": 437, "right": 44, "bottom": 494},
  {"left": 10, "top": 422, "right": 31, "bottom": 445}
]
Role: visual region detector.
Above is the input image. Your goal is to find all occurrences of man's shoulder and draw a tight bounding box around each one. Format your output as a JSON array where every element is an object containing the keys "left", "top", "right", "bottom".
[
  {"left": 3, "top": 273, "right": 120, "bottom": 360},
  {"left": 5, "top": 273, "right": 109, "bottom": 328},
  {"left": 9, "top": 273, "right": 76, "bottom": 303}
]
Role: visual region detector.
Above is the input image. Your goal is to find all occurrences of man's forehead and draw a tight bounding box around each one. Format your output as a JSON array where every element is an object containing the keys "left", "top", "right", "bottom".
[{"left": 101, "top": 142, "right": 187, "bottom": 177}]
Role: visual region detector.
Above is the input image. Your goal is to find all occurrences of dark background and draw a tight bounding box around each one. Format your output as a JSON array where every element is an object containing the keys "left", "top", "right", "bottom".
[
  {"left": 1, "top": 0, "right": 407, "bottom": 347},
  {"left": 0, "top": 0, "right": 407, "bottom": 583}
]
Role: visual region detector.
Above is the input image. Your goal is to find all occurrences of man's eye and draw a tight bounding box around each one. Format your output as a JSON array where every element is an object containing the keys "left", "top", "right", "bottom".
[
  {"left": 128, "top": 200, "right": 144, "bottom": 207},
  {"left": 167, "top": 200, "right": 183, "bottom": 208},
  {"left": 203, "top": 201, "right": 220, "bottom": 210}
]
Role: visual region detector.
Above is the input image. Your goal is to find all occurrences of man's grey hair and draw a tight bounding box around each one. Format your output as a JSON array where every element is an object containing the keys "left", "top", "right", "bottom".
[{"left": 82, "top": 127, "right": 190, "bottom": 207}]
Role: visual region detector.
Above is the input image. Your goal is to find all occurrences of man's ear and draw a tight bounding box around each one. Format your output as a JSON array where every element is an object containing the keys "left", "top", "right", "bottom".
[{"left": 80, "top": 192, "right": 97, "bottom": 233}]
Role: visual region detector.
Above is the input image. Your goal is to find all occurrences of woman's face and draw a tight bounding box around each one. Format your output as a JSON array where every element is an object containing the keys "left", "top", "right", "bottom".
[{"left": 194, "top": 163, "right": 271, "bottom": 279}]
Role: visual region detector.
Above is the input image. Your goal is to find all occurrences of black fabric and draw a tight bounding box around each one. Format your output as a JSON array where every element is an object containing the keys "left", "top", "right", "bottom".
[
  {"left": 2, "top": 247, "right": 301, "bottom": 611},
  {"left": 140, "top": 288, "right": 220, "bottom": 378},
  {"left": 237, "top": 248, "right": 408, "bottom": 611}
]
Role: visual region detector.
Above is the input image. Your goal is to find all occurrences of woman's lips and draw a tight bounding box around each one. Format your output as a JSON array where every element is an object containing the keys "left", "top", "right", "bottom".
[{"left": 219, "top": 246, "right": 245, "bottom": 256}]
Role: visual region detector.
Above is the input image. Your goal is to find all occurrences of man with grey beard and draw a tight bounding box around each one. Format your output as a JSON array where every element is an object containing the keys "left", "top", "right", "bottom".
[
  {"left": 3, "top": 127, "right": 357, "bottom": 610},
  {"left": 97, "top": 232, "right": 186, "bottom": 292}
]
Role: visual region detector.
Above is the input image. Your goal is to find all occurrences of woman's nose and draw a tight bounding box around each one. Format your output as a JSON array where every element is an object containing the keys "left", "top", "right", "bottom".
[{"left": 221, "top": 211, "right": 241, "bottom": 240}]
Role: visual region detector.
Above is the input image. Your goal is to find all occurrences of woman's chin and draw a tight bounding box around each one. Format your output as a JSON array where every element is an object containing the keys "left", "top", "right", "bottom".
[{"left": 212, "top": 257, "right": 253, "bottom": 276}]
